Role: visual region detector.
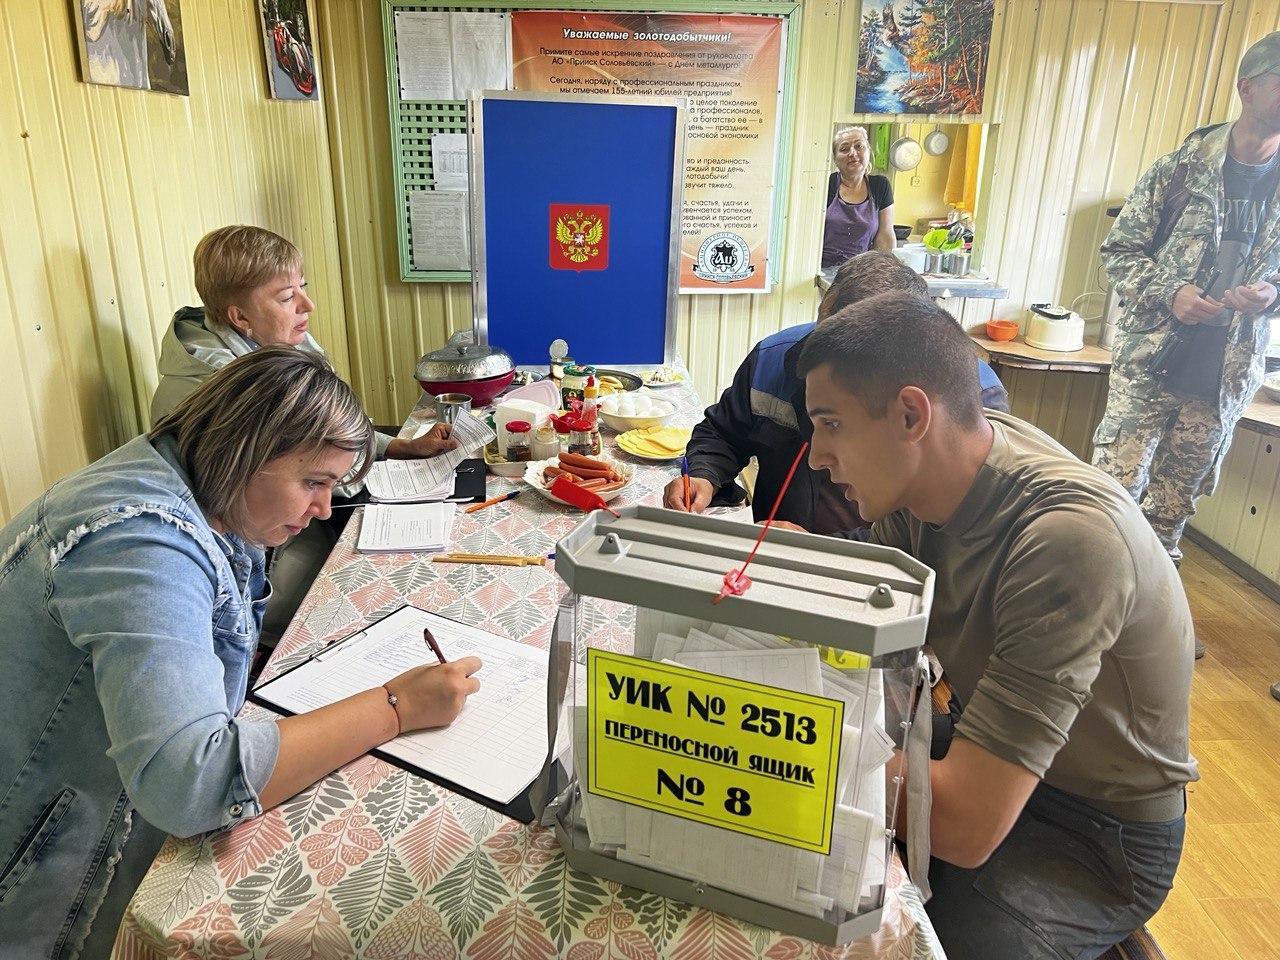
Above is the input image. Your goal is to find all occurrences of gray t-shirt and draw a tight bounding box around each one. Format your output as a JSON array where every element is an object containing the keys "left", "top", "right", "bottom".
[
  {"left": 1209, "top": 150, "right": 1280, "bottom": 303},
  {"left": 1169, "top": 150, "right": 1280, "bottom": 399},
  {"left": 871, "top": 413, "right": 1198, "bottom": 819}
]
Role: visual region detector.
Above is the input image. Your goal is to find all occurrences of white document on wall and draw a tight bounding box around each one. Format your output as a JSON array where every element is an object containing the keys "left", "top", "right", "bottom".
[
  {"left": 395, "top": 11, "right": 454, "bottom": 101},
  {"left": 410, "top": 190, "right": 470, "bottom": 271},
  {"left": 395, "top": 11, "right": 509, "bottom": 101},
  {"left": 449, "top": 12, "right": 510, "bottom": 98},
  {"left": 254, "top": 606, "right": 548, "bottom": 804},
  {"left": 430, "top": 133, "right": 469, "bottom": 191}
]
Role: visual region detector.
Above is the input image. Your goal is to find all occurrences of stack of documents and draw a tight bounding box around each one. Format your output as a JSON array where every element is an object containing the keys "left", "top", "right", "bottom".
[
  {"left": 357, "top": 503, "right": 456, "bottom": 553},
  {"left": 364, "top": 410, "right": 495, "bottom": 503},
  {"left": 573, "top": 622, "right": 896, "bottom": 918}
]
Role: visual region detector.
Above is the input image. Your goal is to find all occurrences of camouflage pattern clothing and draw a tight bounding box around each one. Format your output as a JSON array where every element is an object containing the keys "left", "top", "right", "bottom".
[{"left": 1094, "top": 122, "right": 1280, "bottom": 560}]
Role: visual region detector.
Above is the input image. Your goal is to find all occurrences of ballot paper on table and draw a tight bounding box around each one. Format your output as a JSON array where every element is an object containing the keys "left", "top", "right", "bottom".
[
  {"left": 364, "top": 409, "right": 495, "bottom": 502},
  {"left": 253, "top": 605, "right": 548, "bottom": 806},
  {"left": 356, "top": 502, "right": 456, "bottom": 553}
]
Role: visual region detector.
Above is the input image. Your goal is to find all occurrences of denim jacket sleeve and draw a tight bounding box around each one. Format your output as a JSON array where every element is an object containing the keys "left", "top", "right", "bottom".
[{"left": 47, "top": 513, "right": 281, "bottom": 838}]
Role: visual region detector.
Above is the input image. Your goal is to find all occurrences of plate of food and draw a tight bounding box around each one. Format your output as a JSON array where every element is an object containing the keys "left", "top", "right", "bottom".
[
  {"left": 598, "top": 392, "right": 676, "bottom": 432},
  {"left": 593, "top": 369, "right": 643, "bottom": 395},
  {"left": 523, "top": 452, "right": 635, "bottom": 504},
  {"left": 616, "top": 425, "right": 691, "bottom": 461},
  {"left": 642, "top": 364, "right": 687, "bottom": 388}
]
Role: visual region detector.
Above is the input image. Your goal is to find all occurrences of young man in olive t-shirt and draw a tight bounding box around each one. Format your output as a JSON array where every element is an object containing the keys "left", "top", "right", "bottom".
[{"left": 798, "top": 292, "right": 1197, "bottom": 960}]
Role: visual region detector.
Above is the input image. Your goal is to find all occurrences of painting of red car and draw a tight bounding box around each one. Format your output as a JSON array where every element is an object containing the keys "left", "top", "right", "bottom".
[{"left": 259, "top": 0, "right": 318, "bottom": 100}]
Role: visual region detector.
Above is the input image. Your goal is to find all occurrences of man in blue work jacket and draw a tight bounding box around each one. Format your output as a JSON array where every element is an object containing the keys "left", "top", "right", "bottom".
[{"left": 664, "top": 250, "right": 1009, "bottom": 533}]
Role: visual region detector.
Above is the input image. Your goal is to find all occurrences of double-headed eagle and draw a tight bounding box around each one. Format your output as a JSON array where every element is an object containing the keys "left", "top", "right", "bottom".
[{"left": 554, "top": 212, "right": 604, "bottom": 264}]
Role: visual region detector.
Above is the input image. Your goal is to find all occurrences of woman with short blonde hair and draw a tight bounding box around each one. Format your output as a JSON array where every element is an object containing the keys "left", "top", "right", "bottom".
[
  {"left": 0, "top": 348, "right": 482, "bottom": 957},
  {"left": 153, "top": 225, "right": 457, "bottom": 641},
  {"left": 822, "top": 125, "right": 896, "bottom": 268}
]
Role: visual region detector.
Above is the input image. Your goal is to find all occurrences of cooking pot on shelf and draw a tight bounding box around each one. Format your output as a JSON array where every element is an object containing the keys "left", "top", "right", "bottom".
[{"left": 414, "top": 341, "right": 516, "bottom": 407}]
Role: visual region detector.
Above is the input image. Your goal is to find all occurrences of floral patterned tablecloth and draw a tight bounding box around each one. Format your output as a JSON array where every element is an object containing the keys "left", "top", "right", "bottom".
[{"left": 114, "top": 384, "right": 943, "bottom": 960}]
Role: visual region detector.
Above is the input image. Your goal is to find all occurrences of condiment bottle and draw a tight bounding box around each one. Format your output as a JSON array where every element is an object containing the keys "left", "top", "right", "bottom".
[
  {"left": 504, "top": 420, "right": 532, "bottom": 462},
  {"left": 583, "top": 375, "right": 599, "bottom": 425}
]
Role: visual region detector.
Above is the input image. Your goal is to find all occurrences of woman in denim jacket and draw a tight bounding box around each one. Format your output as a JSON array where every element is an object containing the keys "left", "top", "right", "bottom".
[{"left": 0, "top": 348, "right": 482, "bottom": 958}]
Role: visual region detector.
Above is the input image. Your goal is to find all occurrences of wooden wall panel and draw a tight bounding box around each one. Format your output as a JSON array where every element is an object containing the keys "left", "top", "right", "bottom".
[{"left": 0, "top": 0, "right": 346, "bottom": 523}]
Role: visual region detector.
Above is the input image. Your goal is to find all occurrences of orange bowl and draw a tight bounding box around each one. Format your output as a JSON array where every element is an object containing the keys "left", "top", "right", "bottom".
[{"left": 986, "top": 320, "right": 1019, "bottom": 341}]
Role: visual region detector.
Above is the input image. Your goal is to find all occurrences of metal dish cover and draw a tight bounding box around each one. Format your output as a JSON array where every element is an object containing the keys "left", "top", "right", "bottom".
[{"left": 416, "top": 342, "right": 515, "bottom": 382}]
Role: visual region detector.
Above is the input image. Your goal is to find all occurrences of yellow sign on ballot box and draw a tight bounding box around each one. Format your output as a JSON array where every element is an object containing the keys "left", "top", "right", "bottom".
[{"left": 586, "top": 649, "right": 845, "bottom": 854}]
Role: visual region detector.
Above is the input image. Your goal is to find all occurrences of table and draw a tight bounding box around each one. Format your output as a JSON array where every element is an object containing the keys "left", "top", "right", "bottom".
[
  {"left": 1242, "top": 388, "right": 1280, "bottom": 437},
  {"left": 114, "top": 384, "right": 944, "bottom": 959},
  {"left": 969, "top": 332, "right": 1112, "bottom": 375}
]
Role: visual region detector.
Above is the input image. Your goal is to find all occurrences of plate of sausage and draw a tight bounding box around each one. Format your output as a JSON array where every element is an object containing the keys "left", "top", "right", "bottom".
[{"left": 523, "top": 452, "right": 635, "bottom": 505}]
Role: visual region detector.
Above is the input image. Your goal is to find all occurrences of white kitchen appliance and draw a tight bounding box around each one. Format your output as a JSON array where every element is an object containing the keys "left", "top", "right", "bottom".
[{"left": 1025, "top": 303, "right": 1085, "bottom": 352}]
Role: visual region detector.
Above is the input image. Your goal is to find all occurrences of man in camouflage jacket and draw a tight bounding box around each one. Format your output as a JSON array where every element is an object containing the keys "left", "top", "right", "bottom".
[{"left": 1094, "top": 32, "right": 1280, "bottom": 610}]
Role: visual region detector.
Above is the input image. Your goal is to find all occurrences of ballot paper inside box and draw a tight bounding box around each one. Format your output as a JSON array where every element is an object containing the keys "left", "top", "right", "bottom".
[{"left": 538, "top": 506, "right": 934, "bottom": 946}]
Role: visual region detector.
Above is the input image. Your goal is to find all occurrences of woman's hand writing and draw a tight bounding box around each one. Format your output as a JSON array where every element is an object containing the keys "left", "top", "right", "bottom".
[{"left": 385, "top": 657, "right": 483, "bottom": 732}]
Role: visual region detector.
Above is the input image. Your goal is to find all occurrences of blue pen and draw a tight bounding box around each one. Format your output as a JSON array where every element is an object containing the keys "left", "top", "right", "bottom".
[{"left": 680, "top": 455, "right": 691, "bottom": 511}]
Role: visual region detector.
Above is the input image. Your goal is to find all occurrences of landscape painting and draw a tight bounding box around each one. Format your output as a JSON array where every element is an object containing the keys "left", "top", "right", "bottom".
[{"left": 855, "top": 0, "right": 994, "bottom": 116}]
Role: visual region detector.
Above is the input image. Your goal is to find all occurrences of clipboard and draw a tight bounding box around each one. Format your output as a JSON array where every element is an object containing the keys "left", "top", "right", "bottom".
[{"left": 250, "top": 605, "right": 545, "bottom": 823}]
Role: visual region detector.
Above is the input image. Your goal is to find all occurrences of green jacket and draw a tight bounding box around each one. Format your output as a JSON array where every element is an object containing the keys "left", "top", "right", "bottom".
[
  {"left": 1101, "top": 122, "right": 1279, "bottom": 424},
  {"left": 151, "top": 307, "right": 392, "bottom": 495}
]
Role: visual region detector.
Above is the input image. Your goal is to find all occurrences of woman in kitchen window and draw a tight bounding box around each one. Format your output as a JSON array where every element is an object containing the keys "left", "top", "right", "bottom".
[{"left": 822, "top": 126, "right": 897, "bottom": 269}]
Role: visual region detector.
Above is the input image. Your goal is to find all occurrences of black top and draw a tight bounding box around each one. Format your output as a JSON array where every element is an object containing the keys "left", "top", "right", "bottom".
[{"left": 826, "top": 171, "right": 894, "bottom": 209}]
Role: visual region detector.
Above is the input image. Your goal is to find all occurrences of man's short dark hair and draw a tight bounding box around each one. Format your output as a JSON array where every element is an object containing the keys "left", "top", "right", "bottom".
[
  {"left": 818, "top": 251, "right": 929, "bottom": 321},
  {"left": 799, "top": 292, "right": 984, "bottom": 427}
]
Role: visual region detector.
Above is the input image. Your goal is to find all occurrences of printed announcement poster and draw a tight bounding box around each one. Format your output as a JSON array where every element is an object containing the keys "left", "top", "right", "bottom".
[{"left": 511, "top": 12, "right": 784, "bottom": 293}]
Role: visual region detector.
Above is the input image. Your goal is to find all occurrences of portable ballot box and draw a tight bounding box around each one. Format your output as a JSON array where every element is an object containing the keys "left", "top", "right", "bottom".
[{"left": 541, "top": 506, "right": 934, "bottom": 945}]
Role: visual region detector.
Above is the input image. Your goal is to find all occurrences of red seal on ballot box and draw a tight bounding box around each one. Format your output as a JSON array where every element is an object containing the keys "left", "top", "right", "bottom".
[{"left": 550, "top": 204, "right": 609, "bottom": 271}]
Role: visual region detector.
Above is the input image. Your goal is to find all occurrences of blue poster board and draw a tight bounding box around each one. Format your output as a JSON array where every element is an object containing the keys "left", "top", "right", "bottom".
[{"left": 472, "top": 93, "right": 683, "bottom": 366}]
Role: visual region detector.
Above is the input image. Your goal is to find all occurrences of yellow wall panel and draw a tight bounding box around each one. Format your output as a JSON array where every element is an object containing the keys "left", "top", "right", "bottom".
[{"left": 0, "top": 0, "right": 347, "bottom": 523}]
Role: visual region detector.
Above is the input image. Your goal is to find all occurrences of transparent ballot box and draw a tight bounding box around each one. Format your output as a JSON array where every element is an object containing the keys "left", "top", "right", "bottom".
[{"left": 541, "top": 507, "right": 934, "bottom": 945}]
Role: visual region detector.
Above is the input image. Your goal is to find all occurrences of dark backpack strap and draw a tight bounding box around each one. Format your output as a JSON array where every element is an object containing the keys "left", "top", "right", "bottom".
[{"left": 1150, "top": 163, "right": 1190, "bottom": 255}]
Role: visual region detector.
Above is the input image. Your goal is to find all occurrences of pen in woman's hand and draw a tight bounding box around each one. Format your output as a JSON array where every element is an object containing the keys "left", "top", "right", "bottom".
[{"left": 423, "top": 627, "right": 447, "bottom": 665}]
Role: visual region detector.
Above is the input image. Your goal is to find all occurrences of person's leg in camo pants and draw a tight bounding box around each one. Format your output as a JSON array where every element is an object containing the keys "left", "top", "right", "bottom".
[
  {"left": 1093, "top": 387, "right": 1227, "bottom": 660},
  {"left": 1093, "top": 394, "right": 1226, "bottom": 564}
]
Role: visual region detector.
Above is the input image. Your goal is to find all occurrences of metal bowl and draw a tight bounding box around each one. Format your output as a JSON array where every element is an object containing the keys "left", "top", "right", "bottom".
[{"left": 593, "top": 368, "right": 643, "bottom": 392}]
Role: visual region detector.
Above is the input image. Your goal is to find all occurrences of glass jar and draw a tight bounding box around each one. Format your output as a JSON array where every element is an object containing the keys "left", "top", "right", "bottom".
[
  {"left": 505, "top": 420, "right": 532, "bottom": 462},
  {"left": 532, "top": 424, "right": 560, "bottom": 460},
  {"left": 568, "top": 423, "right": 601, "bottom": 457},
  {"left": 560, "top": 363, "right": 596, "bottom": 409}
]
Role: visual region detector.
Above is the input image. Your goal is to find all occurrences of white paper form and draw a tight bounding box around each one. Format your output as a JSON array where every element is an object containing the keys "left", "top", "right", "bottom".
[
  {"left": 363, "top": 460, "right": 454, "bottom": 503},
  {"left": 255, "top": 606, "right": 548, "bottom": 804},
  {"left": 409, "top": 190, "right": 470, "bottom": 271},
  {"left": 673, "top": 647, "right": 823, "bottom": 697},
  {"left": 395, "top": 11, "right": 454, "bottom": 101},
  {"left": 364, "top": 409, "right": 494, "bottom": 502},
  {"left": 430, "top": 132, "right": 468, "bottom": 191},
  {"left": 357, "top": 503, "right": 455, "bottom": 553},
  {"left": 574, "top": 707, "right": 627, "bottom": 846},
  {"left": 449, "top": 12, "right": 509, "bottom": 99},
  {"left": 394, "top": 11, "right": 509, "bottom": 101}
]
